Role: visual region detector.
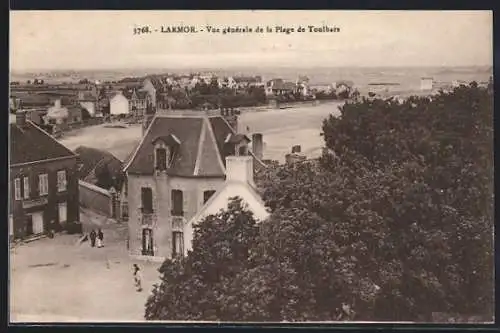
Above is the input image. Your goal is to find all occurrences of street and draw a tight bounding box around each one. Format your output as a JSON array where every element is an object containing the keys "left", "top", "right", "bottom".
[{"left": 10, "top": 209, "right": 160, "bottom": 322}]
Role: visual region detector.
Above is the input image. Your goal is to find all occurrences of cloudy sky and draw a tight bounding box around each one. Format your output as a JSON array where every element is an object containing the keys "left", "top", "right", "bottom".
[{"left": 10, "top": 10, "right": 492, "bottom": 71}]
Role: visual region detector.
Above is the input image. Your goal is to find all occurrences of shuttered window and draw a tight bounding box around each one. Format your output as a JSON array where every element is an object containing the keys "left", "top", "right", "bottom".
[
  {"left": 14, "top": 178, "right": 21, "bottom": 200},
  {"left": 172, "top": 231, "right": 184, "bottom": 257},
  {"left": 171, "top": 190, "right": 183, "bottom": 216},
  {"left": 39, "top": 174, "right": 49, "bottom": 196},
  {"left": 57, "top": 170, "right": 67, "bottom": 192},
  {"left": 141, "top": 187, "right": 153, "bottom": 213},
  {"left": 156, "top": 148, "right": 167, "bottom": 170}
]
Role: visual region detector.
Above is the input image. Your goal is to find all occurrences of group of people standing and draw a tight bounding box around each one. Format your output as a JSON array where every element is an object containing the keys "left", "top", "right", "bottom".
[
  {"left": 85, "top": 228, "right": 143, "bottom": 292},
  {"left": 89, "top": 229, "right": 104, "bottom": 248}
]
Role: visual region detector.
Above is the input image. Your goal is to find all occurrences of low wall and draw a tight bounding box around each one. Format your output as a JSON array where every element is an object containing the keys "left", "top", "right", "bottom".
[{"left": 78, "top": 180, "right": 113, "bottom": 217}]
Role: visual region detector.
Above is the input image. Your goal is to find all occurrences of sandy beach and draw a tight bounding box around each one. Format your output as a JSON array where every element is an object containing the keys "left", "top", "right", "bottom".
[{"left": 58, "top": 101, "right": 344, "bottom": 163}]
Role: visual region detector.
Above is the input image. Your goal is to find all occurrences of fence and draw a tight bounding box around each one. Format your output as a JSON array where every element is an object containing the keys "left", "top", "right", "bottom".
[{"left": 78, "top": 180, "right": 119, "bottom": 218}]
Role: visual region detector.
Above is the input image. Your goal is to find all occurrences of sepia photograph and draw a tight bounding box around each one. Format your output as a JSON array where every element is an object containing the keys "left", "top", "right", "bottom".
[{"left": 9, "top": 10, "right": 494, "bottom": 324}]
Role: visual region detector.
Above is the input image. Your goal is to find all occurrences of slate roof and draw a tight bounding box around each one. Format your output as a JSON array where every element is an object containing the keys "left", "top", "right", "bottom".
[
  {"left": 74, "top": 146, "right": 123, "bottom": 180},
  {"left": 125, "top": 112, "right": 266, "bottom": 177},
  {"left": 124, "top": 115, "right": 211, "bottom": 176},
  {"left": 234, "top": 76, "right": 260, "bottom": 84},
  {"left": 10, "top": 121, "right": 76, "bottom": 166},
  {"left": 146, "top": 76, "right": 165, "bottom": 92},
  {"left": 136, "top": 91, "right": 148, "bottom": 100}
]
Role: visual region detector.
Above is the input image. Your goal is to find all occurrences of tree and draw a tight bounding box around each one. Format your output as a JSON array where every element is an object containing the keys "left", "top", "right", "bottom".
[
  {"left": 145, "top": 197, "right": 262, "bottom": 321},
  {"left": 145, "top": 83, "right": 493, "bottom": 322},
  {"left": 318, "top": 84, "right": 493, "bottom": 320}
]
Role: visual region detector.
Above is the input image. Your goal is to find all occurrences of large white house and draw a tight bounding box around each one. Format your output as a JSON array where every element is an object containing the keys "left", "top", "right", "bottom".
[{"left": 122, "top": 109, "right": 267, "bottom": 261}]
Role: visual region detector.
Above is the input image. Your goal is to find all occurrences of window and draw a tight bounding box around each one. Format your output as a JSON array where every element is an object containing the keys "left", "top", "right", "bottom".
[
  {"left": 172, "top": 231, "right": 184, "bottom": 257},
  {"left": 142, "top": 228, "right": 154, "bottom": 256},
  {"left": 203, "top": 190, "right": 216, "bottom": 204},
  {"left": 171, "top": 190, "right": 183, "bottom": 216},
  {"left": 14, "top": 178, "right": 21, "bottom": 200},
  {"left": 156, "top": 148, "right": 167, "bottom": 170},
  {"left": 57, "top": 170, "right": 67, "bottom": 192},
  {"left": 23, "top": 177, "right": 30, "bottom": 199},
  {"left": 39, "top": 174, "right": 49, "bottom": 196},
  {"left": 141, "top": 187, "right": 153, "bottom": 213}
]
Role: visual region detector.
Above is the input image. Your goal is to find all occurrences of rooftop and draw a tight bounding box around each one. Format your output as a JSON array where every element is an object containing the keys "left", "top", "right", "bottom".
[{"left": 10, "top": 119, "right": 76, "bottom": 166}]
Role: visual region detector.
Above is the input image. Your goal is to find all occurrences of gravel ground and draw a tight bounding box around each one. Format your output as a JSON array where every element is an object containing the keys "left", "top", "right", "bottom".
[{"left": 10, "top": 209, "right": 161, "bottom": 323}]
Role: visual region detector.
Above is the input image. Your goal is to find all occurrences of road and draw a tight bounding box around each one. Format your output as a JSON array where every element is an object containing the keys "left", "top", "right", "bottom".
[{"left": 10, "top": 210, "right": 160, "bottom": 323}]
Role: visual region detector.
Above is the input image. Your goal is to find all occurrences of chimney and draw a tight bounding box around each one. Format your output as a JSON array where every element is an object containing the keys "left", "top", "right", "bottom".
[
  {"left": 16, "top": 110, "right": 27, "bottom": 127},
  {"left": 291, "top": 145, "right": 301, "bottom": 154},
  {"left": 225, "top": 155, "right": 255, "bottom": 187},
  {"left": 54, "top": 99, "right": 62, "bottom": 108},
  {"left": 285, "top": 153, "right": 306, "bottom": 165},
  {"left": 252, "top": 133, "right": 263, "bottom": 160}
]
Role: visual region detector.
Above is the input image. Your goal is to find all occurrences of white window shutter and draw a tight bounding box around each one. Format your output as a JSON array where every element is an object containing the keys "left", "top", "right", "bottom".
[
  {"left": 23, "top": 177, "right": 29, "bottom": 199},
  {"left": 14, "top": 178, "right": 21, "bottom": 200}
]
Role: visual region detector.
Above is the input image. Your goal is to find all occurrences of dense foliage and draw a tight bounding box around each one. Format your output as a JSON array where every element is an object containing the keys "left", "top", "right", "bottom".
[{"left": 145, "top": 83, "right": 493, "bottom": 322}]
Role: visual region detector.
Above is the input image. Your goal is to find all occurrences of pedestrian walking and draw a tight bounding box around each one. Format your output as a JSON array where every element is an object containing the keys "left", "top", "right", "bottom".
[
  {"left": 97, "top": 228, "right": 104, "bottom": 248},
  {"left": 133, "top": 264, "right": 143, "bottom": 292},
  {"left": 89, "top": 229, "right": 97, "bottom": 247}
]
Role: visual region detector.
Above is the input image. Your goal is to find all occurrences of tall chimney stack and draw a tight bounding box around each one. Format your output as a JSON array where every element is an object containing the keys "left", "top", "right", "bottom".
[
  {"left": 225, "top": 155, "right": 255, "bottom": 187},
  {"left": 291, "top": 145, "right": 301, "bottom": 154},
  {"left": 252, "top": 133, "right": 263, "bottom": 160}
]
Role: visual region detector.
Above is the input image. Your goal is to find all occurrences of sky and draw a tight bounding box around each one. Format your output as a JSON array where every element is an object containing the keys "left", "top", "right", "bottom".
[{"left": 10, "top": 10, "right": 493, "bottom": 71}]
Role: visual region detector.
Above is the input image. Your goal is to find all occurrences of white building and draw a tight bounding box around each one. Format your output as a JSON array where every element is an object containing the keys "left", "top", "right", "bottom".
[
  {"left": 184, "top": 155, "right": 270, "bottom": 255},
  {"left": 420, "top": 77, "right": 434, "bottom": 91},
  {"left": 109, "top": 91, "right": 130, "bottom": 116}
]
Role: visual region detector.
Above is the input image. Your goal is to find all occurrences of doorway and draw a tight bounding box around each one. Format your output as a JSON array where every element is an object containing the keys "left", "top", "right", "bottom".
[
  {"left": 142, "top": 228, "right": 154, "bottom": 256},
  {"left": 25, "top": 215, "right": 33, "bottom": 236},
  {"left": 31, "top": 212, "right": 44, "bottom": 234},
  {"left": 58, "top": 202, "right": 67, "bottom": 224}
]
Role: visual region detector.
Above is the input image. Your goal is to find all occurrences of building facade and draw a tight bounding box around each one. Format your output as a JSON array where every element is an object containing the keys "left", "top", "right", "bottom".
[
  {"left": 10, "top": 111, "right": 81, "bottom": 240},
  {"left": 123, "top": 109, "right": 265, "bottom": 261}
]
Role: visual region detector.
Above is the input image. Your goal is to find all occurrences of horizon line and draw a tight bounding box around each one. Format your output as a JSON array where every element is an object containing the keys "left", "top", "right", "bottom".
[{"left": 11, "top": 64, "right": 493, "bottom": 74}]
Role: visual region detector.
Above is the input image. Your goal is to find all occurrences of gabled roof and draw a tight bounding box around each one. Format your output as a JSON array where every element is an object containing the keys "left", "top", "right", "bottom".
[
  {"left": 185, "top": 180, "right": 270, "bottom": 252},
  {"left": 124, "top": 111, "right": 267, "bottom": 177},
  {"left": 145, "top": 76, "right": 165, "bottom": 92},
  {"left": 233, "top": 76, "right": 260, "bottom": 83},
  {"left": 125, "top": 113, "right": 234, "bottom": 177},
  {"left": 74, "top": 146, "right": 123, "bottom": 180},
  {"left": 136, "top": 91, "right": 148, "bottom": 100},
  {"left": 10, "top": 121, "right": 76, "bottom": 166}
]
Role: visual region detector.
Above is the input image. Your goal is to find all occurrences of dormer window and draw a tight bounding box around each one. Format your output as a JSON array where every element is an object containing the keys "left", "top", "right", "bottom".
[
  {"left": 224, "top": 133, "right": 251, "bottom": 157},
  {"left": 156, "top": 147, "right": 168, "bottom": 170},
  {"left": 152, "top": 134, "right": 181, "bottom": 171}
]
